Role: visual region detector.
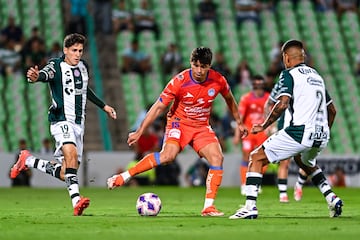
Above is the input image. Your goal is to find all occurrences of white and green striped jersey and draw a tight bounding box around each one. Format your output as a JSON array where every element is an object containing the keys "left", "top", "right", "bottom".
[
  {"left": 274, "top": 63, "right": 331, "bottom": 147},
  {"left": 38, "top": 56, "right": 105, "bottom": 125}
]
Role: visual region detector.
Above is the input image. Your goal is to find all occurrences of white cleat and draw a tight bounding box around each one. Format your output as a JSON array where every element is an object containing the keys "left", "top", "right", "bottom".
[
  {"left": 328, "top": 196, "right": 343, "bottom": 218},
  {"left": 229, "top": 205, "right": 258, "bottom": 219}
]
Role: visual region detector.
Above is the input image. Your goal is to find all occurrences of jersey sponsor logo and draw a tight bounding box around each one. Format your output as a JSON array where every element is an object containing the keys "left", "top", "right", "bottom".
[
  {"left": 75, "top": 89, "right": 86, "bottom": 95},
  {"left": 309, "top": 131, "right": 328, "bottom": 140},
  {"left": 184, "top": 106, "right": 211, "bottom": 115},
  {"left": 208, "top": 88, "right": 215, "bottom": 97},
  {"left": 307, "top": 76, "right": 323, "bottom": 87},
  {"left": 168, "top": 128, "right": 181, "bottom": 139},
  {"left": 184, "top": 92, "right": 194, "bottom": 98}
]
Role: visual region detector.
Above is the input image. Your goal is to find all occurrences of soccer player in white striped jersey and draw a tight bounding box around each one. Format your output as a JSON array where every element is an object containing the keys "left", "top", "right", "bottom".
[
  {"left": 229, "top": 39, "right": 343, "bottom": 219},
  {"left": 10, "top": 33, "right": 117, "bottom": 216}
]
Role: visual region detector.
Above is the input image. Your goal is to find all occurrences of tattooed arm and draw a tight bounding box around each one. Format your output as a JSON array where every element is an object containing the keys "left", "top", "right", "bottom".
[{"left": 252, "top": 95, "right": 289, "bottom": 134}]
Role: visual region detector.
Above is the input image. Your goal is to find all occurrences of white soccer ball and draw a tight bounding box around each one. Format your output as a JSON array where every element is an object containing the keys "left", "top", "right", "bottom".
[{"left": 136, "top": 192, "right": 162, "bottom": 216}]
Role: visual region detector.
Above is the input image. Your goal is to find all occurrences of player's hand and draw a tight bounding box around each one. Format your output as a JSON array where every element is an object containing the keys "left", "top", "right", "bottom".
[
  {"left": 103, "top": 105, "right": 117, "bottom": 119},
  {"left": 238, "top": 124, "right": 248, "bottom": 139},
  {"left": 26, "top": 65, "right": 39, "bottom": 82},
  {"left": 251, "top": 124, "right": 265, "bottom": 134},
  {"left": 127, "top": 131, "right": 141, "bottom": 146}
]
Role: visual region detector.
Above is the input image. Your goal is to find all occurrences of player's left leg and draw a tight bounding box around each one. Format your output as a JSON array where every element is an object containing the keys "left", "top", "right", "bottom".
[
  {"left": 198, "top": 142, "right": 224, "bottom": 216},
  {"left": 293, "top": 153, "right": 343, "bottom": 217},
  {"left": 277, "top": 158, "right": 290, "bottom": 203}
]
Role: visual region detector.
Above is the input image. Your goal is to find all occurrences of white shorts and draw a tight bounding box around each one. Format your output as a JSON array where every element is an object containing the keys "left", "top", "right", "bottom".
[
  {"left": 262, "top": 129, "right": 326, "bottom": 167},
  {"left": 50, "top": 121, "right": 84, "bottom": 163}
]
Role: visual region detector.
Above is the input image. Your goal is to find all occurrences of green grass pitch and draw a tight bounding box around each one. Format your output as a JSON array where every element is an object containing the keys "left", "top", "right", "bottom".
[{"left": 0, "top": 186, "right": 359, "bottom": 240}]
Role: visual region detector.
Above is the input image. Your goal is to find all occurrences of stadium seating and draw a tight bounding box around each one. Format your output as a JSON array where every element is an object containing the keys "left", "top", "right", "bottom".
[
  {"left": 1, "top": 0, "right": 360, "bottom": 153},
  {"left": 0, "top": 0, "right": 63, "bottom": 151},
  {"left": 111, "top": 0, "right": 360, "bottom": 153}
]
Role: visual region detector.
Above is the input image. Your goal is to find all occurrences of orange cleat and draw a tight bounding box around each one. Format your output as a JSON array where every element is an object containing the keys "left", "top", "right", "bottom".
[
  {"left": 201, "top": 205, "right": 224, "bottom": 217},
  {"left": 73, "top": 197, "right": 90, "bottom": 216},
  {"left": 10, "top": 150, "right": 31, "bottom": 179}
]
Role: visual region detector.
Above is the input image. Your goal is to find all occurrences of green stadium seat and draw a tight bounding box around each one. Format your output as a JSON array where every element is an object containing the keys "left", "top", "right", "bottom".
[
  {"left": 121, "top": 73, "right": 146, "bottom": 127},
  {"left": 143, "top": 72, "right": 163, "bottom": 105}
]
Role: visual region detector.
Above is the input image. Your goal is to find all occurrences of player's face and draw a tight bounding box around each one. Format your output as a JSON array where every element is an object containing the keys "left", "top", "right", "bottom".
[
  {"left": 64, "top": 43, "right": 84, "bottom": 66},
  {"left": 190, "top": 60, "right": 211, "bottom": 82}
]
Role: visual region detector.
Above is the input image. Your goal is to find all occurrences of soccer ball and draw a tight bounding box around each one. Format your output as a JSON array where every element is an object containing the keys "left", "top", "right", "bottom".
[{"left": 136, "top": 192, "right": 162, "bottom": 216}]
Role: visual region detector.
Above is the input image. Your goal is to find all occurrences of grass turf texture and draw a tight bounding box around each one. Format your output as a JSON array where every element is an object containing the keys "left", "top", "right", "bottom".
[{"left": 0, "top": 186, "right": 358, "bottom": 240}]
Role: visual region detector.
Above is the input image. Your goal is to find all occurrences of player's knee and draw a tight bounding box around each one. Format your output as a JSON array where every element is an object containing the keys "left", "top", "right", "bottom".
[{"left": 159, "top": 152, "right": 176, "bottom": 164}]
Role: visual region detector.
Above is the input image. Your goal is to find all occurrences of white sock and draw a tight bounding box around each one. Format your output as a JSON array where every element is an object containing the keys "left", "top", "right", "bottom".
[
  {"left": 25, "top": 156, "right": 36, "bottom": 167},
  {"left": 120, "top": 171, "right": 131, "bottom": 182},
  {"left": 203, "top": 198, "right": 214, "bottom": 209}
]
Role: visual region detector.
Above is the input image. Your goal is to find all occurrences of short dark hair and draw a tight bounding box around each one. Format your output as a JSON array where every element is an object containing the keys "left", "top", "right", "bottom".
[
  {"left": 190, "top": 47, "right": 212, "bottom": 65},
  {"left": 281, "top": 39, "right": 303, "bottom": 53},
  {"left": 63, "top": 33, "right": 86, "bottom": 48}
]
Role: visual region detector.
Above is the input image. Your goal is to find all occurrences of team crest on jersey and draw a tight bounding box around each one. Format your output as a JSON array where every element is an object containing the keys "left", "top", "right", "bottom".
[
  {"left": 208, "top": 88, "right": 215, "bottom": 97},
  {"left": 74, "top": 69, "right": 81, "bottom": 77}
]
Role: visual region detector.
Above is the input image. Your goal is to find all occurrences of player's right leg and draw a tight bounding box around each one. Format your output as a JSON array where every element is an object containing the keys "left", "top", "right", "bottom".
[
  {"left": 107, "top": 143, "right": 180, "bottom": 189},
  {"left": 10, "top": 150, "right": 63, "bottom": 180},
  {"left": 229, "top": 145, "right": 268, "bottom": 219}
]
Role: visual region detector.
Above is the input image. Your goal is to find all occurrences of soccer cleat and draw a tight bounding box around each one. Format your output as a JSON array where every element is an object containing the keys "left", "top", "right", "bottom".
[
  {"left": 279, "top": 195, "right": 289, "bottom": 203},
  {"left": 73, "top": 197, "right": 90, "bottom": 216},
  {"left": 201, "top": 206, "right": 224, "bottom": 216},
  {"left": 293, "top": 184, "right": 303, "bottom": 201},
  {"left": 10, "top": 150, "right": 31, "bottom": 179},
  {"left": 328, "top": 196, "right": 343, "bottom": 218},
  {"left": 229, "top": 205, "right": 258, "bottom": 219},
  {"left": 107, "top": 174, "right": 125, "bottom": 190}
]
